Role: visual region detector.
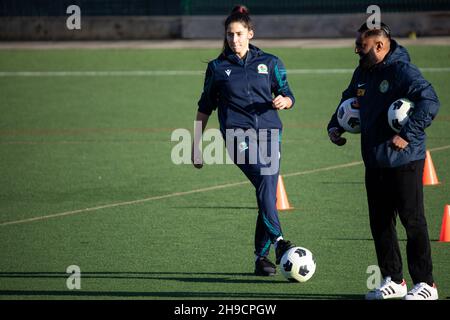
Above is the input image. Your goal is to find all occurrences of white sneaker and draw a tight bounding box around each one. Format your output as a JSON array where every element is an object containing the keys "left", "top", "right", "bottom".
[
  {"left": 365, "top": 277, "right": 407, "bottom": 300},
  {"left": 404, "top": 282, "right": 438, "bottom": 300}
]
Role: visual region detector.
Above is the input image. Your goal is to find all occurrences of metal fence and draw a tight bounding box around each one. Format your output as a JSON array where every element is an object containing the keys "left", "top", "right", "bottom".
[
  {"left": 1, "top": 0, "right": 450, "bottom": 16},
  {"left": 183, "top": 0, "right": 450, "bottom": 15}
]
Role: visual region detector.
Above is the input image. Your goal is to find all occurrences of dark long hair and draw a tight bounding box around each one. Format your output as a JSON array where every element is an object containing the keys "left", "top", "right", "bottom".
[{"left": 222, "top": 5, "right": 254, "bottom": 54}]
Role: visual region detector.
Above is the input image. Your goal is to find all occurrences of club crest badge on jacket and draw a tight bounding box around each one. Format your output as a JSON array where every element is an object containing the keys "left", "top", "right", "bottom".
[{"left": 258, "top": 64, "right": 268, "bottom": 74}]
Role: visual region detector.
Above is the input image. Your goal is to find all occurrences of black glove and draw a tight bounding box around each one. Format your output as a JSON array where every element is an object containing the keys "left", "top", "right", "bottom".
[{"left": 328, "top": 127, "right": 347, "bottom": 146}]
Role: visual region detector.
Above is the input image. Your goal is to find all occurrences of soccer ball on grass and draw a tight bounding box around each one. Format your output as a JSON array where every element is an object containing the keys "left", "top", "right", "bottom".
[{"left": 280, "top": 246, "right": 316, "bottom": 283}]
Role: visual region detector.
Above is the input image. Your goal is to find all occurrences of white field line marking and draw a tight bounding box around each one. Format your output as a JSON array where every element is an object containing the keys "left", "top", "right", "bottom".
[
  {"left": 0, "top": 67, "right": 449, "bottom": 77},
  {"left": 1, "top": 145, "right": 449, "bottom": 227},
  {"left": 0, "top": 70, "right": 204, "bottom": 77},
  {"left": 0, "top": 181, "right": 250, "bottom": 227},
  {"left": 428, "top": 145, "right": 450, "bottom": 152},
  {"left": 289, "top": 67, "right": 450, "bottom": 74}
]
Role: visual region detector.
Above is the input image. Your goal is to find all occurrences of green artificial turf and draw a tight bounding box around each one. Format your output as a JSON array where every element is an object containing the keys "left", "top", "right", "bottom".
[{"left": 0, "top": 44, "right": 448, "bottom": 300}]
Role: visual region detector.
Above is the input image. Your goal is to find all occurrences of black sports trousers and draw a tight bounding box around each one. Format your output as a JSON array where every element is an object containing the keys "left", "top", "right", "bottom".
[{"left": 365, "top": 159, "right": 434, "bottom": 285}]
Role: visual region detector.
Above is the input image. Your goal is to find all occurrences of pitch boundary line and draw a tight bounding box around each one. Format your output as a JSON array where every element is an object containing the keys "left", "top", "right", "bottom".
[
  {"left": 1, "top": 145, "right": 449, "bottom": 227},
  {"left": 0, "top": 67, "right": 449, "bottom": 77}
]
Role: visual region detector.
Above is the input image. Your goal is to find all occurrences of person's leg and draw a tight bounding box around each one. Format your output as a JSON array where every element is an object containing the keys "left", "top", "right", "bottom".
[
  {"left": 393, "top": 159, "right": 434, "bottom": 285},
  {"left": 253, "top": 214, "right": 276, "bottom": 276},
  {"left": 227, "top": 130, "right": 290, "bottom": 275},
  {"left": 254, "top": 171, "right": 282, "bottom": 256},
  {"left": 254, "top": 212, "right": 273, "bottom": 258},
  {"left": 365, "top": 167, "right": 403, "bottom": 282},
  {"left": 230, "top": 130, "right": 283, "bottom": 256}
]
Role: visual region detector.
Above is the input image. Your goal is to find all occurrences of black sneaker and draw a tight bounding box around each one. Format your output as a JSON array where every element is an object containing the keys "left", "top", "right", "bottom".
[
  {"left": 275, "top": 240, "right": 295, "bottom": 265},
  {"left": 254, "top": 257, "right": 276, "bottom": 276}
]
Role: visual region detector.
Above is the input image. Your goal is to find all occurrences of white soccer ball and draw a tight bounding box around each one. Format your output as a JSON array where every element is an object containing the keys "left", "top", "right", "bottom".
[
  {"left": 280, "top": 246, "right": 316, "bottom": 283},
  {"left": 337, "top": 97, "right": 360, "bottom": 133},
  {"left": 388, "top": 98, "right": 415, "bottom": 133}
]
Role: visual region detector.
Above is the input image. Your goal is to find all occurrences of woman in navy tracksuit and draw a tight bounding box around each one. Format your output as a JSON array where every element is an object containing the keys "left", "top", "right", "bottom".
[{"left": 191, "top": 5, "right": 295, "bottom": 276}]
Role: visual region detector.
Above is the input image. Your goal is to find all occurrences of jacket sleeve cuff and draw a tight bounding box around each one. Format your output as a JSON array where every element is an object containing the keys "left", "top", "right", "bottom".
[
  {"left": 398, "top": 129, "right": 411, "bottom": 142},
  {"left": 285, "top": 94, "right": 295, "bottom": 109},
  {"left": 197, "top": 105, "right": 213, "bottom": 116}
]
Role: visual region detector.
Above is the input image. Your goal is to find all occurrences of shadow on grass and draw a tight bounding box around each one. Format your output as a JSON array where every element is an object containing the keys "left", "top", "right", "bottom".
[
  {"left": 330, "top": 238, "right": 375, "bottom": 241},
  {"left": 331, "top": 238, "right": 430, "bottom": 242},
  {"left": 0, "top": 271, "right": 284, "bottom": 284},
  {"left": 319, "top": 181, "right": 364, "bottom": 185},
  {"left": 0, "top": 271, "right": 363, "bottom": 299},
  {"left": 174, "top": 206, "right": 258, "bottom": 210},
  {"left": 0, "top": 288, "right": 363, "bottom": 300}
]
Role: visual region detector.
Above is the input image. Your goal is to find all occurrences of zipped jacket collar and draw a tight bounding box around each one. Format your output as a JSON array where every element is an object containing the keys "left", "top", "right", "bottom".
[{"left": 222, "top": 44, "right": 263, "bottom": 65}]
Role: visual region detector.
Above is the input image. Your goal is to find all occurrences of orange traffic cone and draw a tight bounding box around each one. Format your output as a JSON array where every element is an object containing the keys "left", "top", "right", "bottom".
[
  {"left": 439, "top": 205, "right": 450, "bottom": 242},
  {"left": 423, "top": 150, "right": 440, "bottom": 186},
  {"left": 276, "top": 175, "right": 294, "bottom": 211}
]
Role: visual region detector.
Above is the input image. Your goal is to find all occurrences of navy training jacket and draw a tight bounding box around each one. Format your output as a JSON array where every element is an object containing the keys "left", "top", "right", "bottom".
[
  {"left": 198, "top": 44, "right": 295, "bottom": 134},
  {"left": 327, "top": 40, "right": 440, "bottom": 168}
]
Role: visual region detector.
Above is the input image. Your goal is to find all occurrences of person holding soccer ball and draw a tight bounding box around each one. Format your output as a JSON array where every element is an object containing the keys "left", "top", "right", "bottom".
[
  {"left": 327, "top": 22, "right": 440, "bottom": 300},
  {"left": 191, "top": 5, "right": 296, "bottom": 276}
]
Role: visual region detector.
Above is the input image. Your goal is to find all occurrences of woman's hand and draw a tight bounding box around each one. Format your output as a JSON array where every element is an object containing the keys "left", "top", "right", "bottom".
[
  {"left": 191, "top": 144, "right": 203, "bottom": 169},
  {"left": 272, "top": 95, "right": 292, "bottom": 110},
  {"left": 191, "top": 111, "right": 210, "bottom": 169}
]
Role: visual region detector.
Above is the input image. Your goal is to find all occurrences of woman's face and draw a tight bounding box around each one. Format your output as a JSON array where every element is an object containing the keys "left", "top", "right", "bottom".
[{"left": 226, "top": 22, "right": 253, "bottom": 58}]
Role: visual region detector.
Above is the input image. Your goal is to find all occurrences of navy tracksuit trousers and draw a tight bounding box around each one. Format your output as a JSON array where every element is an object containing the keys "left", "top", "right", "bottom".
[{"left": 225, "top": 129, "right": 283, "bottom": 258}]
